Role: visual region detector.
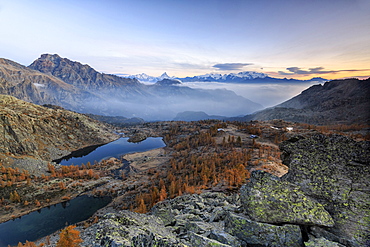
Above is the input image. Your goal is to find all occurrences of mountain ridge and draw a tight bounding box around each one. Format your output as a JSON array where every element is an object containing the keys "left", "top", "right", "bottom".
[
  {"left": 28, "top": 54, "right": 146, "bottom": 97},
  {"left": 0, "top": 57, "right": 95, "bottom": 109},
  {"left": 1, "top": 54, "right": 264, "bottom": 120},
  {"left": 232, "top": 78, "right": 370, "bottom": 125}
]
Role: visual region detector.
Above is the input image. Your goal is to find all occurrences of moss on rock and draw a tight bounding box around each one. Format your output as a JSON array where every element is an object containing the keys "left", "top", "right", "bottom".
[{"left": 240, "top": 170, "right": 334, "bottom": 227}]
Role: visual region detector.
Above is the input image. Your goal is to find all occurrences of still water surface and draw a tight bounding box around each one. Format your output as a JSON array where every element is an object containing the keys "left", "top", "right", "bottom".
[
  {"left": 57, "top": 137, "right": 166, "bottom": 166},
  {"left": 0, "top": 195, "right": 111, "bottom": 247}
]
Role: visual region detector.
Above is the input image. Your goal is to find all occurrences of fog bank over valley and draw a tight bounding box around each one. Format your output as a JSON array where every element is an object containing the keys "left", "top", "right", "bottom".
[
  {"left": 83, "top": 81, "right": 321, "bottom": 121},
  {"left": 83, "top": 85, "right": 264, "bottom": 121},
  {"left": 179, "top": 81, "right": 321, "bottom": 108}
]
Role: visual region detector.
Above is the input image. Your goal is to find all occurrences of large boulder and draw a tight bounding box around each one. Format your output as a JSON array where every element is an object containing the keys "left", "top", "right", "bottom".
[
  {"left": 240, "top": 170, "right": 334, "bottom": 227},
  {"left": 93, "top": 210, "right": 186, "bottom": 246},
  {"left": 280, "top": 134, "right": 370, "bottom": 247},
  {"left": 305, "top": 236, "right": 346, "bottom": 247},
  {"left": 208, "top": 230, "right": 242, "bottom": 246},
  {"left": 150, "top": 192, "right": 238, "bottom": 225},
  {"left": 224, "top": 212, "right": 303, "bottom": 247},
  {"left": 188, "top": 232, "right": 232, "bottom": 247}
]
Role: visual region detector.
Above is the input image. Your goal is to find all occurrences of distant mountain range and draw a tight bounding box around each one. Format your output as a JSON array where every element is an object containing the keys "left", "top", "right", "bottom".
[
  {"left": 0, "top": 54, "right": 263, "bottom": 120},
  {"left": 123, "top": 71, "right": 327, "bottom": 84},
  {"left": 1, "top": 54, "right": 368, "bottom": 124},
  {"left": 124, "top": 72, "right": 174, "bottom": 83}
]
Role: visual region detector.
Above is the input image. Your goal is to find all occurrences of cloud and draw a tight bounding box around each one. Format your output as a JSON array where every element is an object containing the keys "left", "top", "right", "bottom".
[
  {"left": 279, "top": 67, "right": 369, "bottom": 76},
  {"left": 213, "top": 63, "right": 253, "bottom": 71}
]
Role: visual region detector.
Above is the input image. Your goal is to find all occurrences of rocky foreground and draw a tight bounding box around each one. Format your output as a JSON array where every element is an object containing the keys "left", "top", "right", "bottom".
[{"left": 64, "top": 133, "right": 369, "bottom": 247}]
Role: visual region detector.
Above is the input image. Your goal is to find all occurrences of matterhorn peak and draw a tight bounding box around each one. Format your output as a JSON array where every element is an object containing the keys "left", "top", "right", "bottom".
[{"left": 160, "top": 72, "right": 170, "bottom": 78}]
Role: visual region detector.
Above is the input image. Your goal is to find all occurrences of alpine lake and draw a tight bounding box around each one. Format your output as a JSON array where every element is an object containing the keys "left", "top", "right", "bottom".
[{"left": 0, "top": 137, "right": 166, "bottom": 246}]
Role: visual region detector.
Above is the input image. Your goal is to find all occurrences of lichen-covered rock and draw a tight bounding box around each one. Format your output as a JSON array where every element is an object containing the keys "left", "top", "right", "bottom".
[
  {"left": 209, "top": 207, "right": 227, "bottom": 222},
  {"left": 188, "top": 232, "right": 231, "bottom": 247},
  {"left": 224, "top": 212, "right": 303, "bottom": 247},
  {"left": 85, "top": 190, "right": 313, "bottom": 247},
  {"left": 305, "top": 236, "right": 346, "bottom": 247},
  {"left": 93, "top": 210, "right": 186, "bottom": 247},
  {"left": 280, "top": 134, "right": 370, "bottom": 247},
  {"left": 150, "top": 207, "right": 176, "bottom": 226},
  {"left": 150, "top": 192, "right": 238, "bottom": 224},
  {"left": 184, "top": 221, "right": 213, "bottom": 234},
  {"left": 240, "top": 170, "right": 334, "bottom": 227},
  {"left": 208, "top": 230, "right": 242, "bottom": 247}
]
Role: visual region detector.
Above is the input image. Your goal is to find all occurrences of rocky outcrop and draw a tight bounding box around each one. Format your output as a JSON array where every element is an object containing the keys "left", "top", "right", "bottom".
[
  {"left": 93, "top": 211, "right": 185, "bottom": 247},
  {"left": 80, "top": 192, "right": 305, "bottom": 247},
  {"left": 128, "top": 133, "right": 147, "bottom": 143},
  {"left": 0, "top": 95, "right": 117, "bottom": 172},
  {"left": 239, "top": 134, "right": 369, "bottom": 247},
  {"left": 304, "top": 237, "right": 346, "bottom": 247},
  {"left": 280, "top": 134, "right": 370, "bottom": 247},
  {"left": 240, "top": 171, "right": 334, "bottom": 227}
]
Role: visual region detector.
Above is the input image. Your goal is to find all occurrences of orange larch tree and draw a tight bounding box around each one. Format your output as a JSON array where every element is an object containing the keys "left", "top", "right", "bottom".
[{"left": 56, "top": 225, "right": 83, "bottom": 247}]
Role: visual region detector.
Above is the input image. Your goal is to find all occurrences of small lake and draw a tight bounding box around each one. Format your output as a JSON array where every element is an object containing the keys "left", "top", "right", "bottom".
[
  {"left": 55, "top": 137, "right": 166, "bottom": 166},
  {"left": 0, "top": 137, "right": 166, "bottom": 246},
  {"left": 0, "top": 195, "right": 111, "bottom": 247}
]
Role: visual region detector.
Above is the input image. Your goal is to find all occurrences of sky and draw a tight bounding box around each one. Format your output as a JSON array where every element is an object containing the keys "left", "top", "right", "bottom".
[{"left": 0, "top": 0, "right": 370, "bottom": 79}]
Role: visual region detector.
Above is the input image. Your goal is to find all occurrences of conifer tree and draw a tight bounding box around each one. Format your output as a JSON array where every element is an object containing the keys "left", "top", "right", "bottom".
[{"left": 56, "top": 225, "right": 82, "bottom": 247}]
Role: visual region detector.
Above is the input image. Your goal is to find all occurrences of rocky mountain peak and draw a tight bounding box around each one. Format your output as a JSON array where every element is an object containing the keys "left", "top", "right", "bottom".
[
  {"left": 160, "top": 72, "right": 170, "bottom": 78},
  {"left": 29, "top": 54, "right": 141, "bottom": 91},
  {"left": 39, "top": 53, "right": 62, "bottom": 61},
  {"left": 29, "top": 54, "right": 63, "bottom": 74}
]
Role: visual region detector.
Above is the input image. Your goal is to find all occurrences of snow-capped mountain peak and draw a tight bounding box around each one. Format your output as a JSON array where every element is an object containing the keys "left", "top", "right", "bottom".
[
  {"left": 123, "top": 72, "right": 175, "bottom": 83},
  {"left": 159, "top": 72, "right": 171, "bottom": 80},
  {"left": 182, "top": 71, "right": 268, "bottom": 81},
  {"left": 121, "top": 71, "right": 326, "bottom": 84},
  {"left": 233, "top": 71, "right": 268, "bottom": 79}
]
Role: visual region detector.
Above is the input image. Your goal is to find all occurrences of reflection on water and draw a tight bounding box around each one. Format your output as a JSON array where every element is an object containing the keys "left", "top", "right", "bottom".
[
  {"left": 0, "top": 195, "right": 111, "bottom": 247},
  {"left": 55, "top": 137, "right": 166, "bottom": 166}
]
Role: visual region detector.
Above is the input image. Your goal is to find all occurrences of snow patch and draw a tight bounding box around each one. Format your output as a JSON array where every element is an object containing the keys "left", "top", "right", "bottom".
[{"left": 33, "top": 83, "right": 45, "bottom": 88}]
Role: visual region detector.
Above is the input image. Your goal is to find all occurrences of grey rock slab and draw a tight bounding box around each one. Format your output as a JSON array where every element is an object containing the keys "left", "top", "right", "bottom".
[
  {"left": 189, "top": 232, "right": 232, "bottom": 247},
  {"left": 240, "top": 170, "right": 334, "bottom": 227},
  {"left": 224, "top": 212, "right": 303, "bottom": 247}
]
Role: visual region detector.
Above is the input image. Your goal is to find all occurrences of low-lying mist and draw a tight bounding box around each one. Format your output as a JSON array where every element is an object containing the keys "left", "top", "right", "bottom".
[
  {"left": 74, "top": 81, "right": 320, "bottom": 121},
  {"left": 180, "top": 81, "right": 321, "bottom": 108},
  {"left": 80, "top": 85, "right": 264, "bottom": 121}
]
